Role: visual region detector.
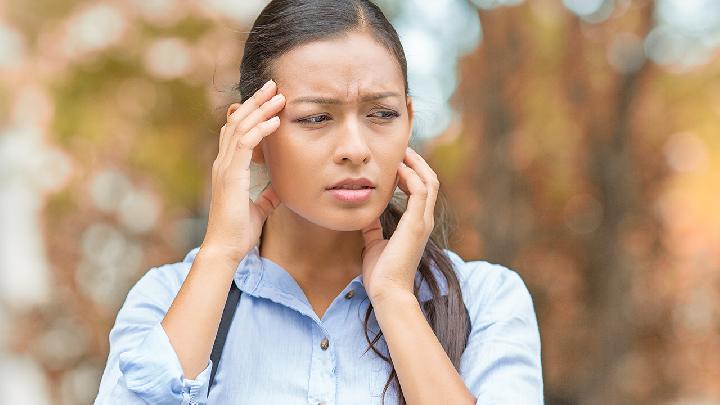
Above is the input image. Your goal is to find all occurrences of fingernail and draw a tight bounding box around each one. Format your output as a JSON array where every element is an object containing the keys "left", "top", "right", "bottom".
[
  {"left": 270, "top": 94, "right": 284, "bottom": 102},
  {"left": 406, "top": 146, "right": 414, "bottom": 154},
  {"left": 261, "top": 79, "right": 274, "bottom": 91}
]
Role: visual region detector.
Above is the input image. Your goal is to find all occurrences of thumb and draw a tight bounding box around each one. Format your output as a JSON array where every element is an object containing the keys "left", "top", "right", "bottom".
[
  {"left": 360, "top": 218, "right": 384, "bottom": 257},
  {"left": 253, "top": 183, "right": 281, "bottom": 221}
]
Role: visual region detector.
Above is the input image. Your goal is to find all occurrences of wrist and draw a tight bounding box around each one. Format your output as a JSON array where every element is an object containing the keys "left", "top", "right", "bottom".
[
  {"left": 198, "top": 242, "right": 249, "bottom": 267},
  {"left": 369, "top": 288, "right": 417, "bottom": 309},
  {"left": 371, "top": 289, "right": 421, "bottom": 327}
]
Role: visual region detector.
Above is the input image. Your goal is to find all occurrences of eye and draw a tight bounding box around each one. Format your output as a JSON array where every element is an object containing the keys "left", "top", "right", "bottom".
[
  {"left": 296, "top": 114, "right": 331, "bottom": 124},
  {"left": 369, "top": 110, "right": 400, "bottom": 119}
]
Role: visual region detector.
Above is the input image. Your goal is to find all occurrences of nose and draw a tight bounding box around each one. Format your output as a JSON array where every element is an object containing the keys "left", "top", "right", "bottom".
[{"left": 333, "top": 118, "right": 370, "bottom": 165}]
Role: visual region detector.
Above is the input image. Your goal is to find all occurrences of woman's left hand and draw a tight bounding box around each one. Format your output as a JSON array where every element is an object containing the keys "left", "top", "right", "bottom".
[{"left": 360, "top": 146, "right": 440, "bottom": 304}]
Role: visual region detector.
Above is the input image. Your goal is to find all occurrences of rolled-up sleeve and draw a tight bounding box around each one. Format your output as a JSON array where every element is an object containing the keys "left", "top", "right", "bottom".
[
  {"left": 455, "top": 258, "right": 544, "bottom": 404},
  {"left": 94, "top": 264, "right": 212, "bottom": 405}
]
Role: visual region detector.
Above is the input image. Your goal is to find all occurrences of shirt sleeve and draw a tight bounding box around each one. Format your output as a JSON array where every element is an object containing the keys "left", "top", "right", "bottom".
[
  {"left": 453, "top": 255, "right": 544, "bottom": 404},
  {"left": 93, "top": 264, "right": 213, "bottom": 405}
]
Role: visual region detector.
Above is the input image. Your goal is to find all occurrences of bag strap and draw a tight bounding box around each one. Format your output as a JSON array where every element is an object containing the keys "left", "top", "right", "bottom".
[{"left": 208, "top": 281, "right": 242, "bottom": 396}]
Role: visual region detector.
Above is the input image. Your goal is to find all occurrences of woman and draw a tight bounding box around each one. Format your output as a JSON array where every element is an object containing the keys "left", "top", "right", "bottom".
[{"left": 94, "top": 0, "right": 543, "bottom": 404}]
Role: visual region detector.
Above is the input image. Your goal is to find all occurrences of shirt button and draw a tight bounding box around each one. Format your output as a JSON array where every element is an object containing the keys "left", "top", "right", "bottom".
[
  {"left": 320, "top": 337, "right": 329, "bottom": 350},
  {"left": 344, "top": 289, "right": 355, "bottom": 299}
]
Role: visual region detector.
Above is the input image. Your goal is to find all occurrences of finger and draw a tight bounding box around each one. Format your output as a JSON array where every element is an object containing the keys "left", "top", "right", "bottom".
[
  {"left": 217, "top": 124, "right": 228, "bottom": 160},
  {"left": 224, "top": 93, "right": 286, "bottom": 159},
  {"left": 237, "top": 93, "right": 286, "bottom": 135},
  {"left": 403, "top": 147, "right": 439, "bottom": 226},
  {"left": 254, "top": 183, "right": 281, "bottom": 221},
  {"left": 222, "top": 80, "right": 278, "bottom": 157},
  {"left": 229, "top": 79, "right": 277, "bottom": 124},
  {"left": 224, "top": 116, "right": 280, "bottom": 172},
  {"left": 360, "top": 218, "right": 384, "bottom": 257},
  {"left": 395, "top": 161, "right": 428, "bottom": 232}
]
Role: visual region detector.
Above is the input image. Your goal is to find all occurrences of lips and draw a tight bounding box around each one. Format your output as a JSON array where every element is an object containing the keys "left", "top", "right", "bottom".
[
  {"left": 329, "top": 185, "right": 373, "bottom": 190},
  {"left": 326, "top": 177, "right": 376, "bottom": 190},
  {"left": 327, "top": 187, "right": 374, "bottom": 203}
]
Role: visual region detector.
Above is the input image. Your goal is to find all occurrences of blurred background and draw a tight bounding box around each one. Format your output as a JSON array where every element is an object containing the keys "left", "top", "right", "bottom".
[{"left": 0, "top": 0, "right": 718, "bottom": 404}]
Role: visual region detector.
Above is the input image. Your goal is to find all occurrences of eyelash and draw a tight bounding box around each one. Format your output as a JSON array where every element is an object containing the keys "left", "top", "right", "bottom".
[{"left": 296, "top": 110, "right": 400, "bottom": 125}]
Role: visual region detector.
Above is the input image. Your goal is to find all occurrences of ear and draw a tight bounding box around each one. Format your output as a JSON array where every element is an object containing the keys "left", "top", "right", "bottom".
[{"left": 226, "top": 103, "right": 266, "bottom": 165}]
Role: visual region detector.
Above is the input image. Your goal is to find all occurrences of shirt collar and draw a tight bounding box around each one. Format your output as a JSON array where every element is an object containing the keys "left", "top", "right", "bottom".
[{"left": 182, "top": 243, "right": 448, "bottom": 306}]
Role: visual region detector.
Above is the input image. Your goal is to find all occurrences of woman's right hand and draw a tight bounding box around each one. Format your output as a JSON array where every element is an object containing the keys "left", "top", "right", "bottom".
[{"left": 201, "top": 79, "right": 285, "bottom": 264}]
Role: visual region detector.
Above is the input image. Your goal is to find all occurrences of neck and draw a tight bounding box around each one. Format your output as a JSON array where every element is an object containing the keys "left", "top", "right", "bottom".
[{"left": 259, "top": 203, "right": 365, "bottom": 285}]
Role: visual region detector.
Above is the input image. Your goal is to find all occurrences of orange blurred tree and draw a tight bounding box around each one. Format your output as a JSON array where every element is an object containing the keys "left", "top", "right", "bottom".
[{"left": 432, "top": 1, "right": 719, "bottom": 404}]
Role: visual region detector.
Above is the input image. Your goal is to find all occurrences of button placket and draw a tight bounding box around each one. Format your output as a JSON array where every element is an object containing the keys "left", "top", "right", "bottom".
[{"left": 309, "top": 323, "right": 336, "bottom": 405}]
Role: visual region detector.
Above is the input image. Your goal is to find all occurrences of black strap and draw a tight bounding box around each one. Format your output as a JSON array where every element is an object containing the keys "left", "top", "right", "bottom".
[{"left": 208, "top": 281, "right": 242, "bottom": 396}]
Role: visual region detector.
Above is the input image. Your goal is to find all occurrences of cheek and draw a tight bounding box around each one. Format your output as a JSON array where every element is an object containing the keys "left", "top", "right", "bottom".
[
  {"left": 371, "top": 138, "right": 406, "bottom": 173},
  {"left": 264, "top": 132, "right": 321, "bottom": 191}
]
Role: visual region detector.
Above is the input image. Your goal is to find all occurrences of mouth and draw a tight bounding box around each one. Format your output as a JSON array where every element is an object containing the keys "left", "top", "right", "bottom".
[
  {"left": 326, "top": 177, "right": 376, "bottom": 190},
  {"left": 325, "top": 177, "right": 376, "bottom": 203},
  {"left": 326, "top": 188, "right": 374, "bottom": 203},
  {"left": 327, "top": 185, "right": 375, "bottom": 190}
]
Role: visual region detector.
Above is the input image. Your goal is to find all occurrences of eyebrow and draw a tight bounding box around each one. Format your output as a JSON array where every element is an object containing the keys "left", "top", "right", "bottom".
[{"left": 289, "top": 92, "right": 402, "bottom": 105}]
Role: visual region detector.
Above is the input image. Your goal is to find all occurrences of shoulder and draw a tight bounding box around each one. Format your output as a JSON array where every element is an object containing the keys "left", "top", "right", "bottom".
[
  {"left": 442, "top": 248, "right": 538, "bottom": 332},
  {"left": 442, "top": 249, "right": 544, "bottom": 402},
  {"left": 120, "top": 252, "right": 196, "bottom": 314},
  {"left": 136, "top": 247, "right": 199, "bottom": 293}
]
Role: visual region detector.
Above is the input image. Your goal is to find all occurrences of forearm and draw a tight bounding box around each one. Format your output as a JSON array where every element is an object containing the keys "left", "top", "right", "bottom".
[
  {"left": 161, "top": 244, "right": 244, "bottom": 379},
  {"left": 372, "top": 291, "right": 476, "bottom": 405}
]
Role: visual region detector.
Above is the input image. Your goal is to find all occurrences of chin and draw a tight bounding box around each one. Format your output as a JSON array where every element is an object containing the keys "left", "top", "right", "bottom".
[
  {"left": 294, "top": 204, "right": 386, "bottom": 232},
  {"left": 323, "top": 209, "right": 383, "bottom": 231}
]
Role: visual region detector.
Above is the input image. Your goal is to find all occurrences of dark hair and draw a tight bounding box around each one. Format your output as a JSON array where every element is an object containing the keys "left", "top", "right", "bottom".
[{"left": 237, "top": 1, "right": 470, "bottom": 403}]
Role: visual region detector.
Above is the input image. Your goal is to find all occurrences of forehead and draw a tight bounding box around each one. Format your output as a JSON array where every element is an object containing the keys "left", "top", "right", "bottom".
[{"left": 271, "top": 31, "right": 405, "bottom": 100}]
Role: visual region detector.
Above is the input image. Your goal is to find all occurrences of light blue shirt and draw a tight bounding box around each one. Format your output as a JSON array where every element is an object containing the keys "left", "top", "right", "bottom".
[{"left": 93, "top": 243, "right": 543, "bottom": 404}]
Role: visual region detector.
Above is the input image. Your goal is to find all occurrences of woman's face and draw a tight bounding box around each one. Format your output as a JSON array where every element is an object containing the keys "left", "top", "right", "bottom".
[{"left": 248, "top": 31, "right": 413, "bottom": 231}]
